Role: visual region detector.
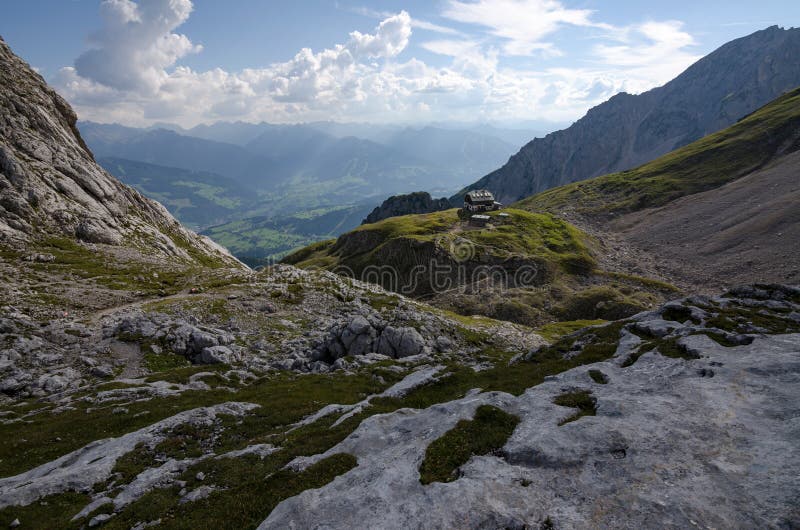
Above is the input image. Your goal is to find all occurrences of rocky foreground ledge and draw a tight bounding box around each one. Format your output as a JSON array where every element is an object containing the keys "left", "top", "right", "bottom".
[
  {"left": 0, "top": 283, "right": 798, "bottom": 528},
  {"left": 265, "top": 302, "right": 800, "bottom": 528}
]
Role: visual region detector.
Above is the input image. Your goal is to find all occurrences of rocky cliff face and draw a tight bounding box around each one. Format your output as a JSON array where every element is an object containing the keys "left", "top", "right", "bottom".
[
  {"left": 457, "top": 25, "right": 800, "bottom": 204},
  {"left": 362, "top": 191, "right": 452, "bottom": 225},
  {"left": 0, "top": 36, "right": 236, "bottom": 265}
]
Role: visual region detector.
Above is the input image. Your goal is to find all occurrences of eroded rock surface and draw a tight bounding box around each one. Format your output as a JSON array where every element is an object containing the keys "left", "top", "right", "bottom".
[
  {"left": 264, "top": 337, "right": 800, "bottom": 529},
  {"left": 262, "top": 287, "right": 800, "bottom": 529},
  {"left": 0, "top": 402, "right": 258, "bottom": 509}
]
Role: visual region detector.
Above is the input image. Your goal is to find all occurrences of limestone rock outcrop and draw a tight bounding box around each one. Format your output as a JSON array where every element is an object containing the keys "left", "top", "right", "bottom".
[{"left": 0, "top": 36, "right": 238, "bottom": 266}]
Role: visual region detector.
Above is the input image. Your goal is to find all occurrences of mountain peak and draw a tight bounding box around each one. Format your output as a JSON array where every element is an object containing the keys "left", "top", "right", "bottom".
[{"left": 456, "top": 25, "right": 800, "bottom": 204}]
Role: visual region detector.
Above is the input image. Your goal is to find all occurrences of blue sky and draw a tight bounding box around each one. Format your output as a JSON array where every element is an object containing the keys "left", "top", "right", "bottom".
[{"left": 2, "top": 1, "right": 798, "bottom": 126}]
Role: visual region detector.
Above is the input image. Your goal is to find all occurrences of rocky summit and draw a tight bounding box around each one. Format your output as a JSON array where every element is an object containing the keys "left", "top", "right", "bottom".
[
  {"left": 362, "top": 192, "right": 453, "bottom": 225},
  {"left": 0, "top": 24, "right": 799, "bottom": 530}
]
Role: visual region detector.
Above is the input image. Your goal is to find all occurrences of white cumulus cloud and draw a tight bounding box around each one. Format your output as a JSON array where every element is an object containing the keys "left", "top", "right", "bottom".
[
  {"left": 441, "top": 0, "right": 610, "bottom": 56},
  {"left": 74, "top": 0, "right": 201, "bottom": 93},
  {"left": 53, "top": 0, "right": 703, "bottom": 127}
]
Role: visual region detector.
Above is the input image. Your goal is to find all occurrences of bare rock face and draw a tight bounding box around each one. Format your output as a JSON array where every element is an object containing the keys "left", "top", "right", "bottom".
[
  {"left": 362, "top": 192, "right": 452, "bottom": 225},
  {"left": 312, "top": 311, "right": 432, "bottom": 362},
  {"left": 457, "top": 26, "right": 800, "bottom": 204},
  {"left": 262, "top": 286, "right": 800, "bottom": 529},
  {"left": 0, "top": 36, "right": 238, "bottom": 266}
]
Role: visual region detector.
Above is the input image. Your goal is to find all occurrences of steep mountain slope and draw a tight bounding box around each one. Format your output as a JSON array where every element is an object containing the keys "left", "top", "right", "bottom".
[
  {"left": 458, "top": 25, "right": 800, "bottom": 204},
  {"left": 517, "top": 86, "right": 800, "bottom": 290},
  {"left": 617, "top": 151, "right": 800, "bottom": 288},
  {"left": 0, "top": 37, "right": 236, "bottom": 268},
  {"left": 97, "top": 157, "right": 256, "bottom": 231},
  {"left": 518, "top": 86, "right": 800, "bottom": 216}
]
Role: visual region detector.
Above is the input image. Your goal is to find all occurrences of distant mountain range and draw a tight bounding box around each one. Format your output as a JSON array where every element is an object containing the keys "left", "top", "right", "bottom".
[
  {"left": 80, "top": 120, "right": 525, "bottom": 199},
  {"left": 455, "top": 25, "right": 800, "bottom": 204},
  {"left": 79, "top": 119, "right": 532, "bottom": 262}
]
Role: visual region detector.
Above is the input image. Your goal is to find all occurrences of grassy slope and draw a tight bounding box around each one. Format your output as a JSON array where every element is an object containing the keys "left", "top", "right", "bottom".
[
  {"left": 284, "top": 207, "right": 672, "bottom": 326},
  {"left": 284, "top": 208, "right": 595, "bottom": 276},
  {"left": 516, "top": 86, "right": 800, "bottom": 216}
]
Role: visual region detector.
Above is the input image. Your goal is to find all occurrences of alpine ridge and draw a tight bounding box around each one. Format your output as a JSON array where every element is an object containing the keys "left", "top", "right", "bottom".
[
  {"left": 456, "top": 25, "right": 800, "bottom": 204},
  {"left": 0, "top": 36, "right": 238, "bottom": 266}
]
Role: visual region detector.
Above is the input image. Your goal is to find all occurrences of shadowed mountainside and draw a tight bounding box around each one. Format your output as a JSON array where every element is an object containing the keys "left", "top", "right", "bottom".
[
  {"left": 457, "top": 25, "right": 800, "bottom": 204},
  {"left": 516, "top": 86, "right": 800, "bottom": 290}
]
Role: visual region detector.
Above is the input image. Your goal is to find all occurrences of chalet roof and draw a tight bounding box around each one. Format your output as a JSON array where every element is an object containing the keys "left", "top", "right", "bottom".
[{"left": 465, "top": 189, "right": 495, "bottom": 201}]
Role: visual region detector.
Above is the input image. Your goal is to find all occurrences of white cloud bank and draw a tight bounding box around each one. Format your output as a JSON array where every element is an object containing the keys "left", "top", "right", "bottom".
[{"left": 55, "top": 0, "right": 703, "bottom": 127}]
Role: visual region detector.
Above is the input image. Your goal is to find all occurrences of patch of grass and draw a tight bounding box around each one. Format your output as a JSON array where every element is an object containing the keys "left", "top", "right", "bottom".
[
  {"left": 652, "top": 336, "right": 696, "bottom": 359},
  {"left": 637, "top": 336, "right": 698, "bottom": 361},
  {"left": 702, "top": 303, "right": 800, "bottom": 335},
  {"left": 143, "top": 364, "right": 229, "bottom": 385},
  {"left": 536, "top": 320, "right": 606, "bottom": 342},
  {"left": 0, "top": 492, "right": 90, "bottom": 530},
  {"left": 365, "top": 292, "right": 400, "bottom": 312},
  {"left": 104, "top": 453, "right": 357, "bottom": 530},
  {"left": 588, "top": 369, "right": 608, "bottom": 384},
  {"left": 95, "top": 381, "right": 140, "bottom": 392},
  {"left": 113, "top": 443, "right": 159, "bottom": 484},
  {"left": 28, "top": 236, "right": 195, "bottom": 296},
  {"left": 697, "top": 331, "right": 740, "bottom": 347},
  {"left": 620, "top": 349, "right": 646, "bottom": 367},
  {"left": 625, "top": 323, "right": 699, "bottom": 364},
  {"left": 535, "top": 321, "right": 626, "bottom": 366},
  {"left": 419, "top": 405, "right": 519, "bottom": 484},
  {"left": 144, "top": 352, "right": 191, "bottom": 372},
  {"left": 154, "top": 422, "right": 216, "bottom": 459},
  {"left": 555, "top": 286, "right": 651, "bottom": 321},
  {"left": 553, "top": 390, "right": 596, "bottom": 425}
]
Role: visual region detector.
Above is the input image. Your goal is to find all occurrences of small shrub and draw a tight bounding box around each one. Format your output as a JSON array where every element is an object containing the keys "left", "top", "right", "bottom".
[
  {"left": 553, "top": 390, "right": 596, "bottom": 425},
  {"left": 587, "top": 369, "right": 608, "bottom": 384}
]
